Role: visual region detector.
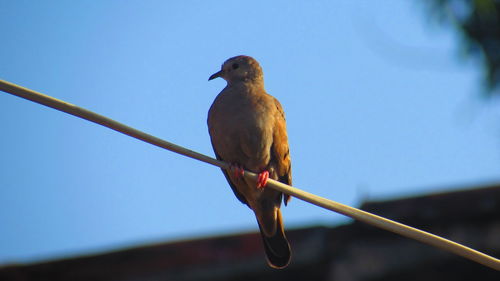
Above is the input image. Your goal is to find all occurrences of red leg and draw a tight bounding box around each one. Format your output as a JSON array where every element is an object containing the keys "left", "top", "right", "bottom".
[
  {"left": 229, "top": 163, "right": 245, "bottom": 179},
  {"left": 256, "top": 170, "right": 269, "bottom": 189}
]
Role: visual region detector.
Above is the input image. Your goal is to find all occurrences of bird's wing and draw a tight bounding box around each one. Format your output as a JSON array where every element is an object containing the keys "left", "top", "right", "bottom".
[
  {"left": 210, "top": 138, "right": 249, "bottom": 206},
  {"left": 271, "top": 97, "right": 292, "bottom": 205}
]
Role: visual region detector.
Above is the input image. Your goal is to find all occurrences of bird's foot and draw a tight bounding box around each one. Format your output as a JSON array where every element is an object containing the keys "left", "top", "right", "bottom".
[
  {"left": 229, "top": 163, "right": 245, "bottom": 179},
  {"left": 256, "top": 170, "right": 269, "bottom": 189}
]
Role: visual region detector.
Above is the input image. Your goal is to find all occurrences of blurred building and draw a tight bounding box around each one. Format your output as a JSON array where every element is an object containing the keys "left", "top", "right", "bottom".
[{"left": 1, "top": 184, "right": 499, "bottom": 280}]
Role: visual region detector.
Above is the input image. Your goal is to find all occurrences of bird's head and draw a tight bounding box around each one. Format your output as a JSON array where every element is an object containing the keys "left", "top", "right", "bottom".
[{"left": 209, "top": 55, "right": 264, "bottom": 84}]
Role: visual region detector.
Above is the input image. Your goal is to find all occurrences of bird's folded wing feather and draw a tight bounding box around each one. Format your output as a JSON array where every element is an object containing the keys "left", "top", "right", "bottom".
[
  {"left": 212, "top": 147, "right": 249, "bottom": 206},
  {"left": 271, "top": 97, "right": 292, "bottom": 205}
]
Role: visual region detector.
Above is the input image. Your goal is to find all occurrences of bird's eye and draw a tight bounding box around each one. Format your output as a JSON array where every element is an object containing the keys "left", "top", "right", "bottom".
[{"left": 232, "top": 63, "right": 239, "bottom": 70}]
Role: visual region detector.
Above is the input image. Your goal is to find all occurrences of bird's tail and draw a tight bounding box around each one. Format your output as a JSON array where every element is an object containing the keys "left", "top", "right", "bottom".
[{"left": 257, "top": 210, "right": 291, "bottom": 269}]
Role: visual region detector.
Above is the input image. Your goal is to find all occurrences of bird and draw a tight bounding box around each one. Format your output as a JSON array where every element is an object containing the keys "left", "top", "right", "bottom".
[{"left": 207, "top": 55, "right": 292, "bottom": 269}]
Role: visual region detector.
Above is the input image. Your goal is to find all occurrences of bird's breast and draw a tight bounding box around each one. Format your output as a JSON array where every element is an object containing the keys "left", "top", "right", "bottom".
[{"left": 208, "top": 90, "right": 275, "bottom": 170}]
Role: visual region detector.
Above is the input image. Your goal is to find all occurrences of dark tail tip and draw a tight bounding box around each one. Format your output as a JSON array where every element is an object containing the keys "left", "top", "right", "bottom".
[
  {"left": 262, "top": 235, "right": 291, "bottom": 269},
  {"left": 258, "top": 215, "right": 291, "bottom": 269}
]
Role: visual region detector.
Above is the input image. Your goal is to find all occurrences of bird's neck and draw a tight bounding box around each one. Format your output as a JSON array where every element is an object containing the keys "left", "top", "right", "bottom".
[{"left": 228, "top": 78, "right": 265, "bottom": 90}]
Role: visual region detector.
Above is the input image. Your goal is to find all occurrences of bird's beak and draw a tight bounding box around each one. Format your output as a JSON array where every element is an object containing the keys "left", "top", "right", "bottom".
[{"left": 208, "top": 70, "right": 223, "bottom": 81}]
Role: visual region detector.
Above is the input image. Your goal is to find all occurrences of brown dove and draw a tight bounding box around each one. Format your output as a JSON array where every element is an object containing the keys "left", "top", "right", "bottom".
[{"left": 207, "top": 55, "right": 292, "bottom": 269}]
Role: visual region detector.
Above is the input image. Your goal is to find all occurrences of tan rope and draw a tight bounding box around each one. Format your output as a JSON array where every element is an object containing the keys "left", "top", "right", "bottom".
[{"left": 1, "top": 79, "right": 499, "bottom": 270}]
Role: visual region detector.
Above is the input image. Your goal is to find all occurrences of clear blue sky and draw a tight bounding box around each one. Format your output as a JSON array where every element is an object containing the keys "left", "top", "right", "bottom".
[{"left": 1, "top": 1, "right": 499, "bottom": 264}]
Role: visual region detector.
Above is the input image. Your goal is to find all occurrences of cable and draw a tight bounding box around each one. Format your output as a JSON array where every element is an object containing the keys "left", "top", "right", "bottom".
[{"left": 1, "top": 79, "right": 499, "bottom": 270}]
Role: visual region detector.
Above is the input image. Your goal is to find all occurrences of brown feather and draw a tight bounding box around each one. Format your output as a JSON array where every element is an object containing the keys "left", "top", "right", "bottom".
[{"left": 207, "top": 55, "right": 292, "bottom": 268}]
